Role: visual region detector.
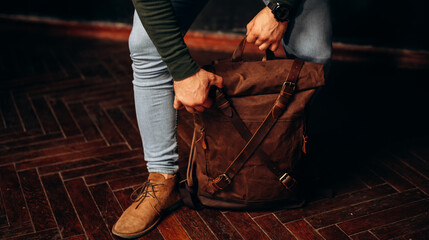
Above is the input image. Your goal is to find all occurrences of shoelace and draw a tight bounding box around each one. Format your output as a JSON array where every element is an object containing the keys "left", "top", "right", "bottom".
[{"left": 130, "top": 180, "right": 163, "bottom": 209}]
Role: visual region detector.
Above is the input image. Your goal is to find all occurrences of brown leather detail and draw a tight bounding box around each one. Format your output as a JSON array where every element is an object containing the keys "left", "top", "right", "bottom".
[
  {"left": 281, "top": 174, "right": 297, "bottom": 191},
  {"left": 302, "top": 135, "right": 308, "bottom": 154},
  {"left": 232, "top": 38, "right": 246, "bottom": 62}
]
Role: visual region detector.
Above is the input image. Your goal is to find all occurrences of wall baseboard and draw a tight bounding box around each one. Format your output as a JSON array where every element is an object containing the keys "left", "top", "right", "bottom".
[{"left": 1, "top": 15, "right": 428, "bottom": 69}]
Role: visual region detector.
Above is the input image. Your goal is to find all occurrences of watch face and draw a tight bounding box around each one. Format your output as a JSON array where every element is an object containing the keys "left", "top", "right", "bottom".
[{"left": 275, "top": 5, "right": 290, "bottom": 21}]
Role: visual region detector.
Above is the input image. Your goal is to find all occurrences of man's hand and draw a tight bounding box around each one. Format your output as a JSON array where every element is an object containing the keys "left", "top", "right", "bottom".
[
  {"left": 246, "top": 7, "right": 288, "bottom": 51},
  {"left": 173, "top": 69, "right": 223, "bottom": 113}
]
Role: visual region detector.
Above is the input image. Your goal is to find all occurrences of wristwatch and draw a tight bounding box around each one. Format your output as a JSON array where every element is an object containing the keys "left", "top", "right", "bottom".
[{"left": 267, "top": 2, "right": 293, "bottom": 22}]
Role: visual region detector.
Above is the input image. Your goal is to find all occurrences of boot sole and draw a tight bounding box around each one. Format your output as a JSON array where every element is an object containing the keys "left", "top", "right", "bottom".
[{"left": 112, "top": 201, "right": 183, "bottom": 239}]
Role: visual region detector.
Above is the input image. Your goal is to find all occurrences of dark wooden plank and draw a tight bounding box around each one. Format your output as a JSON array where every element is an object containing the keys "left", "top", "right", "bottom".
[
  {"left": 0, "top": 216, "right": 8, "bottom": 228},
  {"left": 0, "top": 165, "right": 31, "bottom": 226},
  {"left": 404, "top": 227, "right": 429, "bottom": 240},
  {"left": 65, "top": 178, "right": 113, "bottom": 240},
  {"left": 8, "top": 228, "right": 60, "bottom": 240},
  {"left": 68, "top": 102, "right": 102, "bottom": 141},
  {"left": 86, "top": 104, "right": 124, "bottom": 145},
  {"left": 223, "top": 211, "right": 270, "bottom": 240},
  {"left": 276, "top": 184, "right": 396, "bottom": 223},
  {"left": 157, "top": 213, "right": 190, "bottom": 240},
  {"left": 0, "top": 107, "right": 6, "bottom": 131},
  {"left": 350, "top": 232, "right": 378, "bottom": 240},
  {"left": 0, "top": 222, "right": 34, "bottom": 239},
  {"left": 47, "top": 98, "right": 81, "bottom": 137},
  {"left": 41, "top": 173, "right": 84, "bottom": 238},
  {"left": 31, "top": 97, "right": 61, "bottom": 134},
  {"left": 39, "top": 158, "right": 101, "bottom": 175},
  {"left": 89, "top": 183, "right": 124, "bottom": 232},
  {"left": 108, "top": 174, "right": 149, "bottom": 190},
  {"left": 333, "top": 173, "right": 369, "bottom": 196},
  {"left": 0, "top": 176, "right": 8, "bottom": 218},
  {"left": 355, "top": 165, "right": 384, "bottom": 187},
  {"left": 174, "top": 206, "right": 217, "bottom": 240},
  {"left": 50, "top": 47, "right": 83, "bottom": 79},
  {"left": 62, "top": 156, "right": 143, "bottom": 180},
  {"left": 56, "top": 82, "right": 123, "bottom": 103},
  {"left": 391, "top": 150, "right": 429, "bottom": 179},
  {"left": 13, "top": 93, "right": 42, "bottom": 133},
  {"left": 0, "top": 132, "right": 62, "bottom": 151},
  {"left": 97, "top": 52, "right": 131, "bottom": 83},
  {"left": 28, "top": 76, "right": 99, "bottom": 98},
  {"left": 285, "top": 220, "right": 324, "bottom": 240},
  {"left": 38, "top": 149, "right": 142, "bottom": 175},
  {"left": 0, "top": 90, "right": 23, "bottom": 132},
  {"left": 18, "top": 169, "right": 57, "bottom": 231},
  {"left": 84, "top": 165, "right": 147, "bottom": 185},
  {"left": 371, "top": 212, "right": 429, "bottom": 240},
  {"left": 253, "top": 214, "right": 296, "bottom": 240},
  {"left": 121, "top": 105, "right": 138, "bottom": 129},
  {"left": 197, "top": 208, "right": 243, "bottom": 240},
  {"left": 0, "top": 134, "right": 83, "bottom": 158},
  {"left": 367, "top": 157, "right": 414, "bottom": 192},
  {"left": 135, "top": 228, "right": 165, "bottom": 240},
  {"left": 74, "top": 61, "right": 113, "bottom": 80},
  {"left": 411, "top": 145, "right": 429, "bottom": 163},
  {"left": 107, "top": 108, "right": 142, "bottom": 149},
  {"left": 16, "top": 142, "right": 128, "bottom": 170},
  {"left": 38, "top": 46, "right": 64, "bottom": 75},
  {"left": 63, "top": 234, "right": 87, "bottom": 240},
  {"left": 306, "top": 188, "right": 426, "bottom": 228},
  {"left": 385, "top": 152, "right": 429, "bottom": 194},
  {"left": 113, "top": 188, "right": 134, "bottom": 210},
  {"left": 317, "top": 225, "right": 350, "bottom": 240},
  {"left": 338, "top": 199, "right": 429, "bottom": 235}
]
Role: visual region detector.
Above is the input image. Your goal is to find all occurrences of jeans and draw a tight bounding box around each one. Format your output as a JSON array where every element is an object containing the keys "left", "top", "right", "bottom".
[{"left": 129, "top": 0, "right": 332, "bottom": 174}]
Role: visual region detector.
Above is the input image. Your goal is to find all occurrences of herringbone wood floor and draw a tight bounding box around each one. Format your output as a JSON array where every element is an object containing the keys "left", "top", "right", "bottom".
[{"left": 1, "top": 28, "right": 429, "bottom": 240}]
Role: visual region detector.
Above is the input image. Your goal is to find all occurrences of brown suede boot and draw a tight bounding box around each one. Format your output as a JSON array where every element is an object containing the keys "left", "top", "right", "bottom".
[{"left": 112, "top": 173, "right": 181, "bottom": 239}]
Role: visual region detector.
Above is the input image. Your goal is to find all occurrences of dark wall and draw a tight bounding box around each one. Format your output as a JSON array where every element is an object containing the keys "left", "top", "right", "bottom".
[{"left": 2, "top": 0, "right": 429, "bottom": 50}]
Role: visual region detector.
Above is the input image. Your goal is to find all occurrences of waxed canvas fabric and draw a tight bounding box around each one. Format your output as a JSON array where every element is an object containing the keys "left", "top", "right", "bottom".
[{"left": 185, "top": 57, "right": 325, "bottom": 209}]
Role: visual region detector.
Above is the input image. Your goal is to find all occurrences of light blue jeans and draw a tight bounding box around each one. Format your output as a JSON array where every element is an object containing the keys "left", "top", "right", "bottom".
[{"left": 129, "top": 0, "right": 332, "bottom": 174}]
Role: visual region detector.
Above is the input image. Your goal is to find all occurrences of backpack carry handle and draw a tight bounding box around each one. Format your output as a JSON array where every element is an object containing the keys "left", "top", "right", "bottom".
[{"left": 232, "top": 37, "right": 277, "bottom": 62}]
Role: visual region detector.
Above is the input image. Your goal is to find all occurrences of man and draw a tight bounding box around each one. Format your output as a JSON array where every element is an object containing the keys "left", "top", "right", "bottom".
[{"left": 112, "top": 0, "right": 332, "bottom": 238}]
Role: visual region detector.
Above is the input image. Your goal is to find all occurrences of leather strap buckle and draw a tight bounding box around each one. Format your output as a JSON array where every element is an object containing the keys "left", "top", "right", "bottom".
[
  {"left": 279, "top": 173, "right": 297, "bottom": 191},
  {"left": 207, "top": 173, "right": 231, "bottom": 194},
  {"left": 282, "top": 81, "right": 296, "bottom": 92},
  {"left": 219, "top": 173, "right": 231, "bottom": 184}
]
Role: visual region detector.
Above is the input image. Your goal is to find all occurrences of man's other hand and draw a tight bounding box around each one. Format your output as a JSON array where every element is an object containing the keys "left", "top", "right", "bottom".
[
  {"left": 246, "top": 7, "right": 288, "bottom": 51},
  {"left": 173, "top": 69, "right": 223, "bottom": 113}
]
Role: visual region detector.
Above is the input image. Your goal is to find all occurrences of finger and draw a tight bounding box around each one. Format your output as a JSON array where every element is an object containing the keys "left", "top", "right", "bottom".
[
  {"left": 209, "top": 74, "right": 223, "bottom": 89},
  {"left": 184, "top": 106, "right": 195, "bottom": 113},
  {"left": 255, "top": 38, "right": 263, "bottom": 46},
  {"left": 246, "top": 21, "right": 254, "bottom": 34},
  {"left": 258, "top": 42, "right": 271, "bottom": 51},
  {"left": 246, "top": 33, "right": 257, "bottom": 43},
  {"left": 269, "top": 42, "right": 279, "bottom": 52},
  {"left": 173, "top": 97, "right": 184, "bottom": 110},
  {"left": 194, "top": 105, "right": 205, "bottom": 112}
]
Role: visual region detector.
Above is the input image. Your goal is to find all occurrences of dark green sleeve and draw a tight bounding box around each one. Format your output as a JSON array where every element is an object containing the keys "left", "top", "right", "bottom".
[{"left": 132, "top": 0, "right": 200, "bottom": 81}]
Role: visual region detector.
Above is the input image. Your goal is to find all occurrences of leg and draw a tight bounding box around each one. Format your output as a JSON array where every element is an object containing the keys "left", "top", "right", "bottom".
[
  {"left": 129, "top": 0, "right": 208, "bottom": 175},
  {"left": 113, "top": 1, "right": 207, "bottom": 238},
  {"left": 282, "top": 0, "right": 333, "bottom": 66}
]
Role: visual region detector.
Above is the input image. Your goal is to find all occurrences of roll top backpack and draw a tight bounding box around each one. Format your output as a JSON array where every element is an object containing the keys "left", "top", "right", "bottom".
[{"left": 180, "top": 38, "right": 325, "bottom": 210}]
